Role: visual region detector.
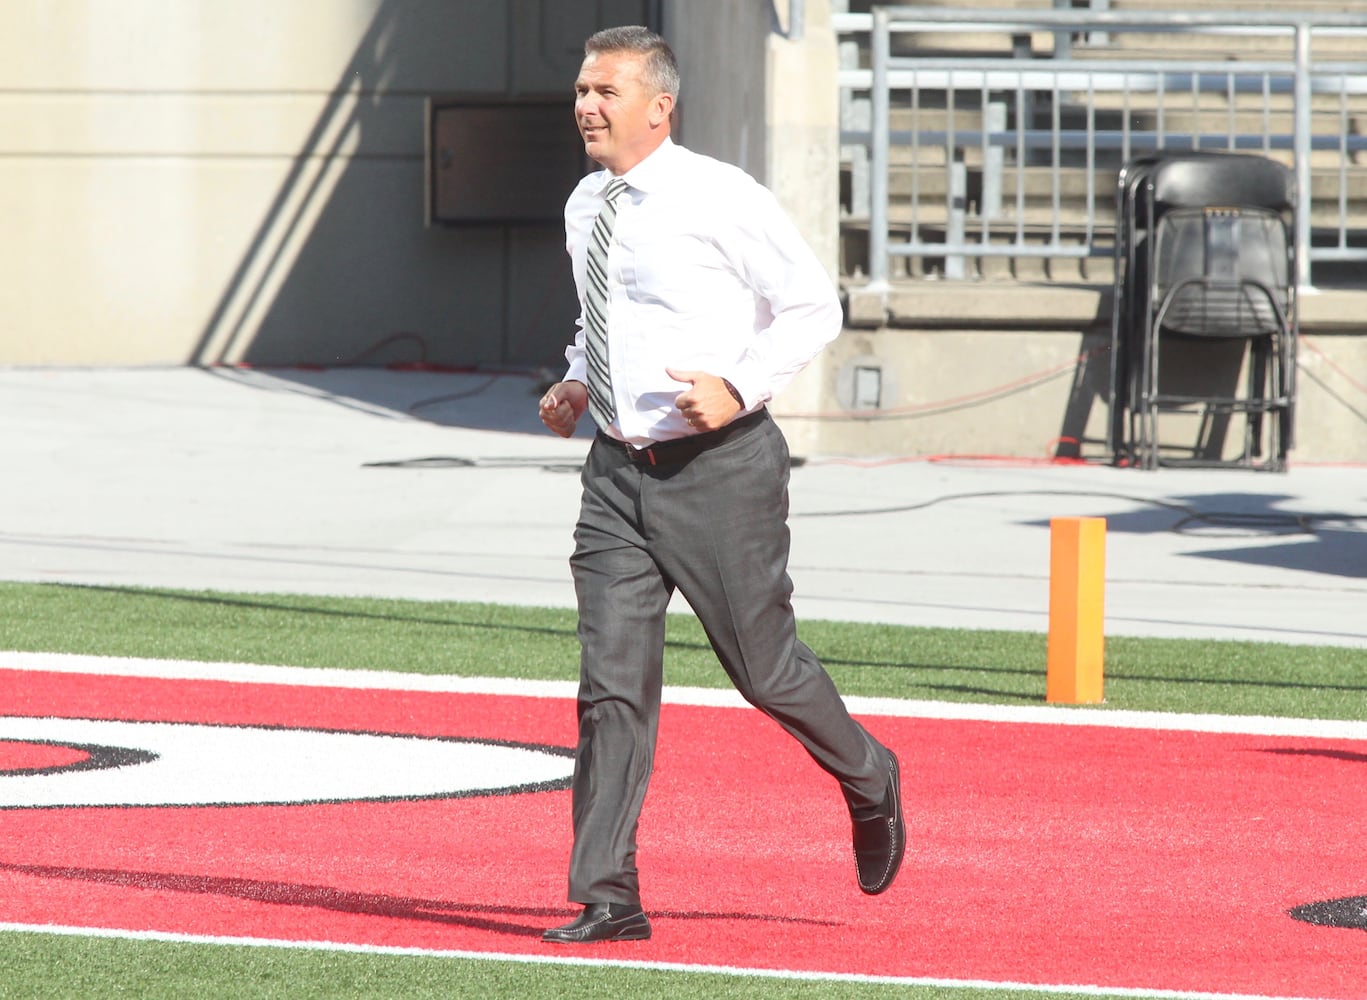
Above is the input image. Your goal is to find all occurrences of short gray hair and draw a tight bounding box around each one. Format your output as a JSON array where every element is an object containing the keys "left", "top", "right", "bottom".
[{"left": 584, "top": 26, "right": 680, "bottom": 99}]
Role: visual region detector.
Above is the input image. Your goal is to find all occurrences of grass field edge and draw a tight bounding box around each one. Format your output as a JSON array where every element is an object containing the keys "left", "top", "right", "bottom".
[{"left": 0, "top": 922, "right": 1330, "bottom": 1000}]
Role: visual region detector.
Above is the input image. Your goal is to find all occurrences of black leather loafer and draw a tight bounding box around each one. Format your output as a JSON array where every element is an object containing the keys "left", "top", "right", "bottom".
[
  {"left": 852, "top": 749, "right": 905, "bottom": 895},
  {"left": 542, "top": 902, "right": 652, "bottom": 943}
]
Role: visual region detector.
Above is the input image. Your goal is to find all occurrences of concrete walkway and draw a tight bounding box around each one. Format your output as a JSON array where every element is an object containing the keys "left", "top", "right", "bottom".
[{"left": 3, "top": 366, "right": 1364, "bottom": 648}]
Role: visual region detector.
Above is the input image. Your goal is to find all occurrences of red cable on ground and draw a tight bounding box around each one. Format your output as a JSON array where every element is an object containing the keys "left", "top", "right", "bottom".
[
  {"left": 779, "top": 346, "right": 1108, "bottom": 422},
  {"left": 1302, "top": 335, "right": 1367, "bottom": 396}
]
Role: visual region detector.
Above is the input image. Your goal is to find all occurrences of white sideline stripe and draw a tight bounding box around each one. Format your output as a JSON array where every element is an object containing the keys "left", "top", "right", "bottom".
[
  {"left": 3, "top": 650, "right": 1365, "bottom": 741},
  {"left": 0, "top": 922, "right": 1329, "bottom": 1000}
]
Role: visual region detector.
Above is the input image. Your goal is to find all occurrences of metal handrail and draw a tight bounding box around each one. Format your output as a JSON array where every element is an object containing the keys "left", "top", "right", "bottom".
[{"left": 837, "top": 7, "right": 1367, "bottom": 289}]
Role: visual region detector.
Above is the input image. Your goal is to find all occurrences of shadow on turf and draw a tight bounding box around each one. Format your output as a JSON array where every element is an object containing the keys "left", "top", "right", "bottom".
[
  {"left": 1058, "top": 493, "right": 1367, "bottom": 581},
  {"left": 1, "top": 863, "right": 837, "bottom": 936},
  {"left": 1288, "top": 896, "right": 1367, "bottom": 932},
  {"left": 43, "top": 584, "right": 1367, "bottom": 703},
  {"left": 57, "top": 584, "right": 580, "bottom": 641},
  {"left": 1257, "top": 747, "right": 1367, "bottom": 765},
  {"left": 47, "top": 584, "right": 1052, "bottom": 700}
]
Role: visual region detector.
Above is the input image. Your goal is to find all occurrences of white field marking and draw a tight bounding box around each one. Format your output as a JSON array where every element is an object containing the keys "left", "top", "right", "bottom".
[
  {"left": 0, "top": 922, "right": 1332, "bottom": 1000},
  {"left": 4, "top": 649, "right": 1366, "bottom": 742},
  {"left": 0, "top": 717, "right": 571, "bottom": 808}
]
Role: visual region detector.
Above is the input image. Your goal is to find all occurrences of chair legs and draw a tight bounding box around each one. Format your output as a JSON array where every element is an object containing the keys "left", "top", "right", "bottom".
[{"left": 1135, "top": 331, "right": 1290, "bottom": 471}]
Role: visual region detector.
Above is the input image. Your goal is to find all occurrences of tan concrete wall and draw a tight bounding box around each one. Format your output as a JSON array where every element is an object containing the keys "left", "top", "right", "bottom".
[
  {"left": 818, "top": 281, "right": 1367, "bottom": 463},
  {"left": 4, "top": 1, "right": 459, "bottom": 364},
  {"left": 775, "top": 324, "right": 1367, "bottom": 465},
  {"left": 0, "top": 0, "right": 648, "bottom": 369},
  {"left": 8, "top": 0, "right": 1360, "bottom": 464},
  {"left": 775, "top": 326, "right": 1111, "bottom": 459},
  {"left": 1294, "top": 333, "right": 1367, "bottom": 464},
  {"left": 663, "top": 0, "right": 771, "bottom": 181},
  {"left": 764, "top": 2, "right": 843, "bottom": 457},
  {"left": 666, "top": 0, "right": 842, "bottom": 455},
  {"left": 0, "top": 0, "right": 844, "bottom": 392}
]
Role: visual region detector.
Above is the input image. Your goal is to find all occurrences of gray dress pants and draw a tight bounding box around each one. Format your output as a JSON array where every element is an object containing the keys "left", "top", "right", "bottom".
[{"left": 565, "top": 409, "right": 890, "bottom": 905}]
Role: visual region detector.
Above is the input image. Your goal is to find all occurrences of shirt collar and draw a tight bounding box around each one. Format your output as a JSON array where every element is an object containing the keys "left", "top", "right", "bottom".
[{"left": 597, "top": 136, "right": 679, "bottom": 196}]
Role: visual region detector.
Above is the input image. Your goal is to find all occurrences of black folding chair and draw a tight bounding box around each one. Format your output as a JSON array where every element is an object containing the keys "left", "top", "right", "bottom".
[
  {"left": 1110, "top": 152, "right": 1296, "bottom": 470},
  {"left": 1108, "top": 151, "right": 1228, "bottom": 460}
]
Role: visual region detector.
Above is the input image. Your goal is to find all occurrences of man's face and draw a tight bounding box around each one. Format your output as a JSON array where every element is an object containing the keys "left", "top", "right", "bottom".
[{"left": 574, "top": 50, "right": 671, "bottom": 175}]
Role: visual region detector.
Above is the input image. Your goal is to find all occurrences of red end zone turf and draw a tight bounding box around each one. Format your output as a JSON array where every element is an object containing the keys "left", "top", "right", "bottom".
[{"left": 0, "top": 666, "right": 1362, "bottom": 998}]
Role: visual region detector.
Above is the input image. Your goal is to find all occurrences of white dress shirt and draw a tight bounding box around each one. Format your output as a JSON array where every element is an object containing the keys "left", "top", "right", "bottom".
[{"left": 562, "top": 137, "right": 842, "bottom": 447}]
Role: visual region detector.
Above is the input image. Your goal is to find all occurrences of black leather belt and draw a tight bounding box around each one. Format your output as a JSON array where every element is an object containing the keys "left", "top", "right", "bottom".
[{"left": 601, "top": 409, "right": 767, "bottom": 467}]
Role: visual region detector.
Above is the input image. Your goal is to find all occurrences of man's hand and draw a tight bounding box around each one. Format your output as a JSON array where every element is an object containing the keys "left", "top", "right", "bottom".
[
  {"left": 539, "top": 380, "right": 588, "bottom": 438},
  {"left": 666, "top": 368, "right": 742, "bottom": 432}
]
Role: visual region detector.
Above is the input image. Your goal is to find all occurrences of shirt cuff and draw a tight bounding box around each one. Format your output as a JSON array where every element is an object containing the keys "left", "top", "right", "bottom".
[{"left": 724, "top": 367, "right": 770, "bottom": 410}]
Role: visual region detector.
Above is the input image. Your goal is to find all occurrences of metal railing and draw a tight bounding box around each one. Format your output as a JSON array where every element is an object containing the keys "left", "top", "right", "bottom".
[{"left": 835, "top": 7, "right": 1367, "bottom": 289}]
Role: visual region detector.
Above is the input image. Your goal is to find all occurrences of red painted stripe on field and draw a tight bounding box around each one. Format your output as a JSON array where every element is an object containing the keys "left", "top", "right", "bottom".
[
  {"left": 0, "top": 667, "right": 1363, "bottom": 998},
  {"left": 0, "top": 741, "right": 91, "bottom": 773}
]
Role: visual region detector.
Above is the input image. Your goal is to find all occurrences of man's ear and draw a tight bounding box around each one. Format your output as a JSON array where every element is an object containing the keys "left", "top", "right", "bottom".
[{"left": 650, "top": 91, "right": 675, "bottom": 128}]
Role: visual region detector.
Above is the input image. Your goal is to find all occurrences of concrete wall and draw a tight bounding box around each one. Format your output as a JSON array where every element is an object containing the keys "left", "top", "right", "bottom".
[
  {"left": 663, "top": 0, "right": 771, "bottom": 181},
  {"left": 0, "top": 0, "right": 649, "bottom": 370},
  {"left": 0, "top": 0, "right": 840, "bottom": 443},
  {"left": 819, "top": 285, "right": 1367, "bottom": 465},
  {"left": 666, "top": 0, "right": 842, "bottom": 454},
  {"left": 6, "top": 0, "right": 1360, "bottom": 463},
  {"left": 788, "top": 324, "right": 1367, "bottom": 466}
]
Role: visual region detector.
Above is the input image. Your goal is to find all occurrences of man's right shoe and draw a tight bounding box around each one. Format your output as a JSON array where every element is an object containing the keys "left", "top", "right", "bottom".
[
  {"left": 852, "top": 748, "right": 905, "bottom": 895},
  {"left": 542, "top": 902, "right": 652, "bottom": 943}
]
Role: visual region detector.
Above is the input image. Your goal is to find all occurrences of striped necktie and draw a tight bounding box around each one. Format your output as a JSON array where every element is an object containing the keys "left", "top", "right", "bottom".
[{"left": 584, "top": 177, "right": 628, "bottom": 429}]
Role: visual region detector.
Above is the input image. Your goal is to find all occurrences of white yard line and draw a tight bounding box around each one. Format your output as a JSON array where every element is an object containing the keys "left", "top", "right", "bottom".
[{"left": 4, "top": 649, "right": 1365, "bottom": 741}]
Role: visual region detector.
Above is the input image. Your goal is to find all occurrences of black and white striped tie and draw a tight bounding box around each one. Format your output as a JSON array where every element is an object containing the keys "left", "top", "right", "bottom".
[{"left": 584, "top": 177, "right": 628, "bottom": 429}]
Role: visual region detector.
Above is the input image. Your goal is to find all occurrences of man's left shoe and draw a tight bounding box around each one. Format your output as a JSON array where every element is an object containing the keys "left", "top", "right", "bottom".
[
  {"left": 542, "top": 902, "right": 652, "bottom": 943},
  {"left": 852, "top": 749, "right": 905, "bottom": 895}
]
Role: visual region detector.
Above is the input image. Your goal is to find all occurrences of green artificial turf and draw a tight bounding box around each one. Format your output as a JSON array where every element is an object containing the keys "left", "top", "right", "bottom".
[
  {"left": 2, "top": 581, "right": 1362, "bottom": 721},
  {"left": 0, "top": 929, "right": 1118, "bottom": 1000}
]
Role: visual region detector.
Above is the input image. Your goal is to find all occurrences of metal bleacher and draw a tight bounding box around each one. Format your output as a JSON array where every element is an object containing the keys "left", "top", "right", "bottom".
[{"left": 834, "top": 1, "right": 1367, "bottom": 292}]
